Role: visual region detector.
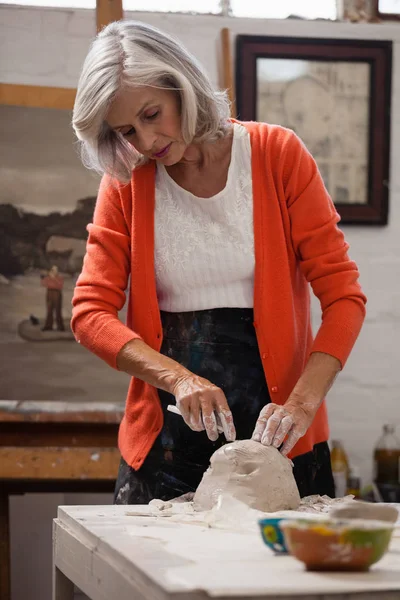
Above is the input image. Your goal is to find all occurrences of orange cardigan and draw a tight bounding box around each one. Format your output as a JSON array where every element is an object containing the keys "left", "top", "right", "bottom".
[{"left": 72, "top": 121, "right": 366, "bottom": 469}]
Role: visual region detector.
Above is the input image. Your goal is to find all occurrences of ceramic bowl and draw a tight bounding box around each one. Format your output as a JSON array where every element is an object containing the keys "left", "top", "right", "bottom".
[
  {"left": 280, "top": 518, "right": 394, "bottom": 571},
  {"left": 258, "top": 517, "right": 289, "bottom": 553}
]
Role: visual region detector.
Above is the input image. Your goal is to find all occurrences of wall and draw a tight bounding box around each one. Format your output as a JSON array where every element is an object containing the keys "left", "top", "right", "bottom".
[{"left": 1, "top": 4, "right": 400, "bottom": 599}]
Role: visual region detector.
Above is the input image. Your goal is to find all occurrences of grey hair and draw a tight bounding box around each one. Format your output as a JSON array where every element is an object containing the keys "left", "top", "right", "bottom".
[{"left": 72, "top": 20, "right": 231, "bottom": 182}]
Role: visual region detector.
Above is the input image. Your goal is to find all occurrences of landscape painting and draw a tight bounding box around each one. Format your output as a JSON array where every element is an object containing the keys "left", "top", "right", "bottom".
[{"left": 0, "top": 103, "right": 129, "bottom": 403}]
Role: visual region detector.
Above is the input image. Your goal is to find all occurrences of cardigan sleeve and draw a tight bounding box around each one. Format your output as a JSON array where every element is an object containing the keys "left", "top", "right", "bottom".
[
  {"left": 282, "top": 130, "right": 367, "bottom": 368},
  {"left": 71, "top": 174, "right": 140, "bottom": 369}
]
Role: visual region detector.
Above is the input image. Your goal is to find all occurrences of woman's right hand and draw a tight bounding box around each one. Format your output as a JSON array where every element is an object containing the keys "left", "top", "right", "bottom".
[
  {"left": 116, "top": 338, "right": 236, "bottom": 442},
  {"left": 172, "top": 374, "right": 236, "bottom": 442}
]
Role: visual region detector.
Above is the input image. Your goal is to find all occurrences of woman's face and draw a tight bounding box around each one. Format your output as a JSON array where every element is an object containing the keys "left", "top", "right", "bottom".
[{"left": 106, "top": 86, "right": 187, "bottom": 166}]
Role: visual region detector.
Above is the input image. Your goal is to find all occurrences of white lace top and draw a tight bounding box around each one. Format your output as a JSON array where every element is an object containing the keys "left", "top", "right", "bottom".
[{"left": 154, "top": 122, "right": 254, "bottom": 312}]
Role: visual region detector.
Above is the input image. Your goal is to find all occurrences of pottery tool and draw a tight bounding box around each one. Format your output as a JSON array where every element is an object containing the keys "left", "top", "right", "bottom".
[{"left": 167, "top": 404, "right": 224, "bottom": 434}]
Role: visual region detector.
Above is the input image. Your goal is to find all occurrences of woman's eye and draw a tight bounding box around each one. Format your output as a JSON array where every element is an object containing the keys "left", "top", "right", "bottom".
[
  {"left": 122, "top": 127, "right": 135, "bottom": 137},
  {"left": 146, "top": 111, "right": 159, "bottom": 120}
]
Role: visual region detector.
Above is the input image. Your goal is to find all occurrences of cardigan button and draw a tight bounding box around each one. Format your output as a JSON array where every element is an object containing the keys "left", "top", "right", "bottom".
[{"left": 271, "top": 386, "right": 278, "bottom": 393}]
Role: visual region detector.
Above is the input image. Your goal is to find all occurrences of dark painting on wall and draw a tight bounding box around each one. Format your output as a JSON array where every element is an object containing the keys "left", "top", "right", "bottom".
[
  {"left": 0, "top": 104, "right": 129, "bottom": 403},
  {"left": 236, "top": 35, "right": 392, "bottom": 225}
]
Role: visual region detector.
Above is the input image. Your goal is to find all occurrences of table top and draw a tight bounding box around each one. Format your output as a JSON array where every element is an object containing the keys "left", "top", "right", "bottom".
[
  {"left": 0, "top": 400, "right": 123, "bottom": 483},
  {"left": 54, "top": 504, "right": 400, "bottom": 600},
  {"left": 0, "top": 400, "right": 124, "bottom": 423}
]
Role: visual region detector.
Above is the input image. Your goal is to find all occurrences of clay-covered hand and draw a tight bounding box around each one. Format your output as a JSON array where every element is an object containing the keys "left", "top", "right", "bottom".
[
  {"left": 172, "top": 374, "right": 236, "bottom": 442},
  {"left": 251, "top": 398, "right": 320, "bottom": 456}
]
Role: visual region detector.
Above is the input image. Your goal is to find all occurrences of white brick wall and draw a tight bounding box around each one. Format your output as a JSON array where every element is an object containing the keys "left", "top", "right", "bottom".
[
  {"left": 2, "top": 0, "right": 400, "bottom": 489},
  {"left": 2, "top": 6, "right": 400, "bottom": 598}
]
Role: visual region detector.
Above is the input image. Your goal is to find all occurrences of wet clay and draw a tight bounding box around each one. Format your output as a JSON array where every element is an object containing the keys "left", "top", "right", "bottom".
[{"left": 193, "top": 440, "right": 301, "bottom": 512}]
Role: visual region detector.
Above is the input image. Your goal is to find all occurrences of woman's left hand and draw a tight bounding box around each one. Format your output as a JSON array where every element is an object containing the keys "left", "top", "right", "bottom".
[
  {"left": 252, "top": 353, "right": 341, "bottom": 456},
  {"left": 251, "top": 397, "right": 320, "bottom": 456}
]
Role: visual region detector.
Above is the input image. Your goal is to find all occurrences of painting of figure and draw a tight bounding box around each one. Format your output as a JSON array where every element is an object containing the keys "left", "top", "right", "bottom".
[{"left": 0, "top": 103, "right": 129, "bottom": 402}]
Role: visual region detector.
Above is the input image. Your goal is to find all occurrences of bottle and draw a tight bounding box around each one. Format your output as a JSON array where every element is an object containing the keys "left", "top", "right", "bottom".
[
  {"left": 331, "top": 440, "right": 349, "bottom": 498},
  {"left": 374, "top": 424, "right": 400, "bottom": 485},
  {"left": 346, "top": 465, "right": 361, "bottom": 499}
]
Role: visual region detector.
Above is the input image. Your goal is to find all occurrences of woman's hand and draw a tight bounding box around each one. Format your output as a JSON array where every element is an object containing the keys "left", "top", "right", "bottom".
[
  {"left": 172, "top": 374, "right": 236, "bottom": 442},
  {"left": 116, "top": 339, "right": 236, "bottom": 442},
  {"left": 251, "top": 398, "right": 319, "bottom": 456},
  {"left": 116, "top": 338, "right": 237, "bottom": 442},
  {"left": 252, "top": 353, "right": 341, "bottom": 455}
]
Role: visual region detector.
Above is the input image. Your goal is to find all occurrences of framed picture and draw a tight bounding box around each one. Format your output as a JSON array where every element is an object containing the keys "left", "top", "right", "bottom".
[
  {"left": 0, "top": 84, "right": 128, "bottom": 404},
  {"left": 374, "top": 0, "right": 400, "bottom": 19},
  {"left": 235, "top": 36, "right": 392, "bottom": 225}
]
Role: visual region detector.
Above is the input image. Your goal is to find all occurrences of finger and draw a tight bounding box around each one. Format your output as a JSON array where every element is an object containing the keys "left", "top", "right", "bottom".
[
  {"left": 202, "top": 410, "right": 219, "bottom": 442},
  {"left": 214, "top": 391, "right": 236, "bottom": 442},
  {"left": 217, "top": 408, "right": 236, "bottom": 442},
  {"left": 176, "top": 399, "right": 191, "bottom": 426},
  {"left": 261, "top": 411, "right": 284, "bottom": 446},
  {"left": 188, "top": 401, "right": 205, "bottom": 432},
  {"left": 201, "top": 399, "right": 219, "bottom": 441},
  {"left": 270, "top": 414, "right": 293, "bottom": 449},
  {"left": 252, "top": 404, "right": 276, "bottom": 442},
  {"left": 280, "top": 428, "right": 301, "bottom": 456}
]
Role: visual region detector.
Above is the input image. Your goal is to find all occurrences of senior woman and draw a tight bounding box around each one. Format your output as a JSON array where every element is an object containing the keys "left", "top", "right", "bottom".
[{"left": 71, "top": 20, "right": 366, "bottom": 504}]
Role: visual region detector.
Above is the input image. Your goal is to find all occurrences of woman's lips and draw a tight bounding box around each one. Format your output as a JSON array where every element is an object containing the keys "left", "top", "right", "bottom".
[{"left": 153, "top": 143, "right": 171, "bottom": 159}]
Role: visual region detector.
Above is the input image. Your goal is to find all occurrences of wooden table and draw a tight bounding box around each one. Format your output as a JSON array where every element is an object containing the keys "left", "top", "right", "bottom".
[
  {"left": 0, "top": 400, "right": 124, "bottom": 600},
  {"left": 53, "top": 504, "right": 400, "bottom": 600}
]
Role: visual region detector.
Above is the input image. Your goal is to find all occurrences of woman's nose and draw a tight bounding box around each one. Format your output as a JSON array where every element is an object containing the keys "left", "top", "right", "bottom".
[{"left": 136, "top": 128, "right": 157, "bottom": 154}]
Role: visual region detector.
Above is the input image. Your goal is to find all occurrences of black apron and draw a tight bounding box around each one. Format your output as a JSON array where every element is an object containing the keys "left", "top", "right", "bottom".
[{"left": 114, "top": 308, "right": 334, "bottom": 503}]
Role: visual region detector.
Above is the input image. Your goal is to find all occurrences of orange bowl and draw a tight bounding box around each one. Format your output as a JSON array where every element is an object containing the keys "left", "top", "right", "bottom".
[{"left": 280, "top": 518, "right": 394, "bottom": 572}]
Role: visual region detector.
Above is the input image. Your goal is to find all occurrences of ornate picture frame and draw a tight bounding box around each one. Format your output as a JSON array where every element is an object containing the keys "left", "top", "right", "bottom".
[{"left": 235, "top": 36, "right": 392, "bottom": 225}]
